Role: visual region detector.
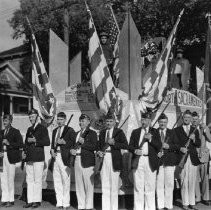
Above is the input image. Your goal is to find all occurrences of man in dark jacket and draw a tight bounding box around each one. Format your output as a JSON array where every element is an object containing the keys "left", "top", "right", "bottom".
[
  {"left": 129, "top": 112, "right": 161, "bottom": 210},
  {"left": 97, "top": 112, "right": 128, "bottom": 210},
  {"left": 0, "top": 114, "right": 23, "bottom": 207},
  {"left": 22, "top": 109, "right": 50, "bottom": 209},
  {"left": 174, "top": 110, "right": 201, "bottom": 210},
  {"left": 156, "top": 113, "right": 179, "bottom": 210},
  {"left": 70, "top": 114, "right": 97, "bottom": 210},
  {"left": 51, "top": 112, "right": 75, "bottom": 210}
]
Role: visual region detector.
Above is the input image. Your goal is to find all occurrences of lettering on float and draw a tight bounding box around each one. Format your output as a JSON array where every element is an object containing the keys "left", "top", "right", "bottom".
[{"left": 163, "top": 89, "right": 202, "bottom": 108}]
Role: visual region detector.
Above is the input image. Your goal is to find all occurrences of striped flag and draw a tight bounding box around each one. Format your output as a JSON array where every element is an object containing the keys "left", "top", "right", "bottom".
[
  {"left": 139, "top": 9, "right": 184, "bottom": 112},
  {"left": 27, "top": 18, "right": 56, "bottom": 123},
  {"left": 107, "top": 5, "right": 120, "bottom": 87},
  {"left": 196, "top": 66, "right": 204, "bottom": 99},
  {"left": 86, "top": 3, "right": 122, "bottom": 118}
]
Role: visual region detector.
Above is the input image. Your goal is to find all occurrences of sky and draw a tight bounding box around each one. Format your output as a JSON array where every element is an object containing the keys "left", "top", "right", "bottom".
[{"left": 0, "top": 0, "right": 24, "bottom": 53}]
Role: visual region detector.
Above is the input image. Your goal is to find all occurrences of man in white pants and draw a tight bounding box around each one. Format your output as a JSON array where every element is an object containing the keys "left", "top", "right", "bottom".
[
  {"left": 129, "top": 112, "right": 161, "bottom": 210},
  {"left": 97, "top": 112, "right": 128, "bottom": 210},
  {"left": 156, "top": 113, "right": 179, "bottom": 210},
  {"left": 71, "top": 114, "right": 97, "bottom": 210},
  {"left": 174, "top": 110, "right": 201, "bottom": 210},
  {"left": 51, "top": 112, "right": 76, "bottom": 209},
  {"left": 0, "top": 114, "right": 23, "bottom": 207},
  {"left": 22, "top": 109, "right": 50, "bottom": 208}
]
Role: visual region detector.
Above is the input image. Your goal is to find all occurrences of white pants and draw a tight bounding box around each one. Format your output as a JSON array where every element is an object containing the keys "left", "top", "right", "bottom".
[
  {"left": 101, "top": 153, "right": 120, "bottom": 210},
  {"left": 75, "top": 156, "right": 94, "bottom": 209},
  {"left": 156, "top": 165, "right": 175, "bottom": 209},
  {"left": 26, "top": 161, "right": 44, "bottom": 203},
  {"left": 180, "top": 156, "right": 197, "bottom": 206},
  {"left": 133, "top": 156, "right": 156, "bottom": 210},
  {"left": 53, "top": 153, "right": 71, "bottom": 208},
  {"left": 0, "top": 152, "right": 16, "bottom": 202}
]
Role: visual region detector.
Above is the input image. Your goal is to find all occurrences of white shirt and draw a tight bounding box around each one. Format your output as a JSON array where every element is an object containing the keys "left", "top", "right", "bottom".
[
  {"left": 159, "top": 128, "right": 167, "bottom": 143},
  {"left": 56, "top": 126, "right": 64, "bottom": 151},
  {"left": 183, "top": 124, "right": 191, "bottom": 135},
  {"left": 105, "top": 127, "right": 114, "bottom": 151},
  {"left": 138, "top": 127, "right": 149, "bottom": 155}
]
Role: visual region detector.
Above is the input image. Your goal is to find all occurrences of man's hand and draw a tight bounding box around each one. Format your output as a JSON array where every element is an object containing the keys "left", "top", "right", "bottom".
[
  {"left": 97, "top": 151, "right": 105, "bottom": 158},
  {"left": 107, "top": 138, "right": 115, "bottom": 145},
  {"left": 0, "top": 152, "right": 4, "bottom": 158},
  {"left": 144, "top": 133, "right": 152, "bottom": 142},
  {"left": 157, "top": 151, "right": 163, "bottom": 158},
  {"left": 135, "top": 149, "right": 143, "bottom": 156},
  {"left": 22, "top": 152, "right": 26, "bottom": 160},
  {"left": 3, "top": 139, "right": 9, "bottom": 145},
  {"left": 180, "top": 147, "right": 188, "bottom": 154},
  {"left": 78, "top": 137, "right": 84, "bottom": 144},
  {"left": 189, "top": 133, "right": 195, "bottom": 142},
  {"left": 57, "top": 138, "right": 66, "bottom": 145},
  {"left": 70, "top": 149, "right": 77, "bottom": 156},
  {"left": 51, "top": 150, "right": 57, "bottom": 158},
  {"left": 200, "top": 123, "right": 206, "bottom": 130},
  {"left": 163, "top": 143, "right": 169, "bottom": 149},
  {"left": 28, "top": 137, "right": 36, "bottom": 143}
]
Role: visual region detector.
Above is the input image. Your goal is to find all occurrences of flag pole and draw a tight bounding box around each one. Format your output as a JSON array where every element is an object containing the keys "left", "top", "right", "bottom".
[{"left": 205, "top": 12, "right": 211, "bottom": 123}]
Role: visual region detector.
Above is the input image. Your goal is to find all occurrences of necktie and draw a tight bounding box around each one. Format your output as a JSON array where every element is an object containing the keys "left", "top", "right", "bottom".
[
  {"left": 105, "top": 130, "right": 110, "bottom": 143},
  {"left": 161, "top": 130, "right": 165, "bottom": 143},
  {"left": 4, "top": 129, "right": 8, "bottom": 137},
  {"left": 55, "top": 127, "right": 61, "bottom": 147},
  {"left": 186, "top": 126, "right": 189, "bottom": 136}
]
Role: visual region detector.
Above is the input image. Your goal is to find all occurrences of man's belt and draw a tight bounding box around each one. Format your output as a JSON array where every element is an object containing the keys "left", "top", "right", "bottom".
[{"left": 76, "top": 153, "right": 81, "bottom": 156}]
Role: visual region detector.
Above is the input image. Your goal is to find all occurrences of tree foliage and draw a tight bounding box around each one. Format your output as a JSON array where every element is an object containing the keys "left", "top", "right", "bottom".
[{"left": 9, "top": 0, "right": 211, "bottom": 69}]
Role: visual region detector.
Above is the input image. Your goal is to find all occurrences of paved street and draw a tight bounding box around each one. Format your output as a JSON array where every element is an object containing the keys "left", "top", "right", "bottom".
[{"left": 0, "top": 190, "right": 210, "bottom": 210}]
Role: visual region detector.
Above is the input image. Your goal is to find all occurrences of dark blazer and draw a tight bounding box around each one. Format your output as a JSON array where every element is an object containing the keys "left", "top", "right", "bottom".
[
  {"left": 25, "top": 123, "right": 50, "bottom": 162},
  {"left": 157, "top": 128, "right": 180, "bottom": 166},
  {"left": 174, "top": 125, "right": 201, "bottom": 166},
  {"left": 51, "top": 126, "right": 76, "bottom": 167},
  {"left": 75, "top": 128, "right": 98, "bottom": 168},
  {"left": 129, "top": 127, "right": 162, "bottom": 172},
  {"left": 0, "top": 127, "right": 23, "bottom": 164},
  {"left": 98, "top": 127, "right": 128, "bottom": 171}
]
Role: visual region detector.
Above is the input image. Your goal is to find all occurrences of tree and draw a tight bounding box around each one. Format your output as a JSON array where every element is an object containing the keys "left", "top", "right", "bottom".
[{"left": 9, "top": 0, "right": 211, "bottom": 73}]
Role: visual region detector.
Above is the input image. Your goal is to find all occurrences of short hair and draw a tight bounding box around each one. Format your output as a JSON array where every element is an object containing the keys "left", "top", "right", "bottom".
[
  {"left": 192, "top": 111, "right": 199, "bottom": 117},
  {"left": 79, "top": 113, "right": 90, "bottom": 121},
  {"left": 105, "top": 112, "right": 115, "bottom": 120},
  {"left": 3, "top": 114, "right": 13, "bottom": 122},
  {"left": 158, "top": 113, "right": 168, "bottom": 121},
  {"left": 183, "top": 110, "right": 192, "bottom": 116},
  {"left": 28, "top": 108, "right": 38, "bottom": 116},
  {"left": 57, "top": 112, "right": 66, "bottom": 119}
]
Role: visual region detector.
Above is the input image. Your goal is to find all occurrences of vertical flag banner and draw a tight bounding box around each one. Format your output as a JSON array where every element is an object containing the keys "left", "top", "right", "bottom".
[
  {"left": 107, "top": 5, "right": 120, "bottom": 87},
  {"left": 86, "top": 2, "right": 122, "bottom": 120},
  {"left": 139, "top": 9, "right": 184, "bottom": 112},
  {"left": 27, "top": 18, "right": 56, "bottom": 122}
]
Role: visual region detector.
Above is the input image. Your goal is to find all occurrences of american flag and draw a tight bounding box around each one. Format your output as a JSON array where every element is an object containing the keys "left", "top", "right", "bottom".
[
  {"left": 139, "top": 10, "right": 184, "bottom": 112},
  {"left": 107, "top": 5, "right": 120, "bottom": 87},
  {"left": 86, "top": 3, "right": 122, "bottom": 119},
  {"left": 27, "top": 18, "right": 56, "bottom": 123}
]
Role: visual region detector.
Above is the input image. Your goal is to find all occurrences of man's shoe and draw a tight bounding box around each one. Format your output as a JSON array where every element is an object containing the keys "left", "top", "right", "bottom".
[
  {"left": 201, "top": 200, "right": 211, "bottom": 206},
  {"left": 189, "top": 205, "right": 198, "bottom": 210},
  {"left": 57, "top": 206, "right": 63, "bottom": 209},
  {"left": 0, "top": 202, "right": 7, "bottom": 207},
  {"left": 23, "top": 203, "right": 33, "bottom": 208},
  {"left": 5, "top": 202, "right": 14, "bottom": 207},
  {"left": 182, "top": 205, "right": 189, "bottom": 210},
  {"left": 32, "top": 202, "right": 41, "bottom": 208}
]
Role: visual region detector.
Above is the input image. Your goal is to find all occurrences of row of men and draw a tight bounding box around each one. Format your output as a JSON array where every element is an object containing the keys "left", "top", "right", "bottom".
[{"left": 0, "top": 109, "right": 210, "bottom": 210}]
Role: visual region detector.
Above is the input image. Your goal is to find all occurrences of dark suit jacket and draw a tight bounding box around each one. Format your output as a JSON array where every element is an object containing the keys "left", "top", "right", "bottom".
[
  {"left": 98, "top": 127, "right": 128, "bottom": 171},
  {"left": 174, "top": 125, "right": 201, "bottom": 166},
  {"left": 25, "top": 123, "right": 50, "bottom": 162},
  {"left": 0, "top": 127, "right": 23, "bottom": 164},
  {"left": 129, "top": 127, "right": 162, "bottom": 172},
  {"left": 51, "top": 126, "right": 76, "bottom": 167},
  {"left": 157, "top": 128, "right": 180, "bottom": 166},
  {"left": 75, "top": 128, "right": 98, "bottom": 168}
]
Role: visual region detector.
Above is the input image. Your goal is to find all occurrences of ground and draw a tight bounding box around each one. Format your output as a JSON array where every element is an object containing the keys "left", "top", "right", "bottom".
[{"left": 0, "top": 189, "right": 211, "bottom": 210}]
